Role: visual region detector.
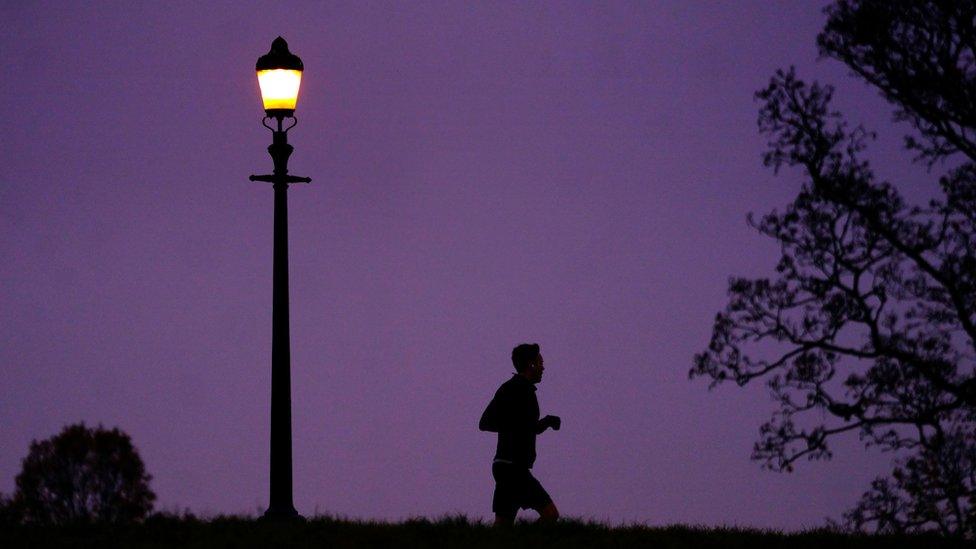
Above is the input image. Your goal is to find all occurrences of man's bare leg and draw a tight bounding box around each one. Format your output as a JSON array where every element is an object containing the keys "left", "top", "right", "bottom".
[
  {"left": 536, "top": 502, "right": 559, "bottom": 523},
  {"left": 494, "top": 513, "right": 515, "bottom": 527}
]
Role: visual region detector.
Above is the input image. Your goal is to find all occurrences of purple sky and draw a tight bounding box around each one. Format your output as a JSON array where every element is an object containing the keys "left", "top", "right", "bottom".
[{"left": 1, "top": 1, "right": 941, "bottom": 530}]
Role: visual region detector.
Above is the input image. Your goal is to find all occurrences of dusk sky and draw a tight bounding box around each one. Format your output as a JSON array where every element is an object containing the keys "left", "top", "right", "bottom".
[{"left": 1, "top": 1, "right": 942, "bottom": 530}]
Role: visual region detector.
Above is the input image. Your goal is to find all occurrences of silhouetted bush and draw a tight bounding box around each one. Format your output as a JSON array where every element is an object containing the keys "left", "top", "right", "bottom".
[
  {"left": 0, "top": 492, "right": 17, "bottom": 525},
  {"left": 10, "top": 422, "right": 156, "bottom": 524}
]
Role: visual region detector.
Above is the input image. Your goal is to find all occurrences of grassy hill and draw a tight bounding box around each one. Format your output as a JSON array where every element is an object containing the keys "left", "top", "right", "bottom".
[{"left": 0, "top": 514, "right": 969, "bottom": 548}]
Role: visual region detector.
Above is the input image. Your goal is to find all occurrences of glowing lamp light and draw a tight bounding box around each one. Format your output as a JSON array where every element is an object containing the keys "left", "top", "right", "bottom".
[{"left": 256, "top": 37, "right": 304, "bottom": 117}]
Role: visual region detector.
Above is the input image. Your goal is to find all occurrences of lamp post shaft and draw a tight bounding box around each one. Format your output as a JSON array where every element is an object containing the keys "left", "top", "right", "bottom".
[{"left": 266, "top": 127, "right": 299, "bottom": 520}]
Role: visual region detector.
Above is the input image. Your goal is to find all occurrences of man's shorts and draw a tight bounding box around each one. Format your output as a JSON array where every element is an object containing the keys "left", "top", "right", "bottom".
[{"left": 491, "top": 461, "right": 553, "bottom": 517}]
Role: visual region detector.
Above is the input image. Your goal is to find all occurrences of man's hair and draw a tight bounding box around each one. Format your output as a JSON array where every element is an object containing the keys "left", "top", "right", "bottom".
[{"left": 511, "top": 343, "right": 540, "bottom": 373}]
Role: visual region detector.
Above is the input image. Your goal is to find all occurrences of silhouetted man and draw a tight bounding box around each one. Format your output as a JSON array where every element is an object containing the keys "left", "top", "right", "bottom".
[{"left": 479, "top": 343, "right": 561, "bottom": 526}]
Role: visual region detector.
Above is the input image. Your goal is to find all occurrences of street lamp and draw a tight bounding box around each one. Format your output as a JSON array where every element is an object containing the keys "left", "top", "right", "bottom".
[
  {"left": 249, "top": 36, "right": 311, "bottom": 521},
  {"left": 256, "top": 36, "right": 303, "bottom": 118}
]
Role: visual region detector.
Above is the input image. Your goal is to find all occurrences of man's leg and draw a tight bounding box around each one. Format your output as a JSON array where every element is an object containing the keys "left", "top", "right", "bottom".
[
  {"left": 493, "top": 513, "right": 515, "bottom": 527},
  {"left": 524, "top": 470, "right": 558, "bottom": 523},
  {"left": 491, "top": 462, "right": 519, "bottom": 527},
  {"left": 535, "top": 501, "right": 559, "bottom": 523}
]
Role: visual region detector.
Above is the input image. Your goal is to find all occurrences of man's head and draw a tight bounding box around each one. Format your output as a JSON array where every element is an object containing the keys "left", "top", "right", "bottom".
[{"left": 512, "top": 343, "right": 544, "bottom": 384}]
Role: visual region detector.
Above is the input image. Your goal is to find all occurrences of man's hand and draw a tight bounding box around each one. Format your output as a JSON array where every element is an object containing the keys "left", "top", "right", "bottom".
[{"left": 541, "top": 415, "right": 561, "bottom": 431}]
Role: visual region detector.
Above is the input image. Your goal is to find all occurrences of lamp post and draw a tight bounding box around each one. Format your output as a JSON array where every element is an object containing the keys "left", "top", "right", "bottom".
[{"left": 250, "top": 36, "right": 310, "bottom": 521}]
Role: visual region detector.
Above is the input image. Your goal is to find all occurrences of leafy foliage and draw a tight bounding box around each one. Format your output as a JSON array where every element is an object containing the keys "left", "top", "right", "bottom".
[
  {"left": 10, "top": 422, "right": 156, "bottom": 525},
  {"left": 691, "top": 0, "right": 976, "bottom": 537}
]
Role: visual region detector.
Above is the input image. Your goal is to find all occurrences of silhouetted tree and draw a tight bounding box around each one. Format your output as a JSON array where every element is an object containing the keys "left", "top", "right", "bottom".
[
  {"left": 10, "top": 423, "right": 156, "bottom": 524},
  {"left": 691, "top": 0, "right": 976, "bottom": 537}
]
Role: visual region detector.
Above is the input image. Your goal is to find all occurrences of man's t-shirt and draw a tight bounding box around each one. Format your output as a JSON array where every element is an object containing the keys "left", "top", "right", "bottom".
[{"left": 479, "top": 374, "right": 540, "bottom": 468}]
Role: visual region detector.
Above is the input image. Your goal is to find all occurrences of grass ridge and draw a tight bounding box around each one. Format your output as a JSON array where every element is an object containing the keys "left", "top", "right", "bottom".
[{"left": 0, "top": 513, "right": 969, "bottom": 548}]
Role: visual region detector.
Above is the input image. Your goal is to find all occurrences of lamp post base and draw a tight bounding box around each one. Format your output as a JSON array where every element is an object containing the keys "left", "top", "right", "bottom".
[{"left": 261, "top": 505, "right": 304, "bottom": 521}]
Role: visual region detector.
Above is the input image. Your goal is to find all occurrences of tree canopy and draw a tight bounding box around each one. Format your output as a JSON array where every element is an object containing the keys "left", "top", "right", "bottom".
[
  {"left": 691, "top": 0, "right": 976, "bottom": 537},
  {"left": 9, "top": 423, "right": 156, "bottom": 525}
]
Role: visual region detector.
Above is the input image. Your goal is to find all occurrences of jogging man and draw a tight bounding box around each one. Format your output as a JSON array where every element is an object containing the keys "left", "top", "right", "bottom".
[{"left": 479, "top": 343, "right": 561, "bottom": 526}]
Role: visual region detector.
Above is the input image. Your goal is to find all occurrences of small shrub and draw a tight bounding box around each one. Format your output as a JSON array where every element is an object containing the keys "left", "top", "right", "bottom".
[{"left": 0, "top": 492, "right": 18, "bottom": 524}]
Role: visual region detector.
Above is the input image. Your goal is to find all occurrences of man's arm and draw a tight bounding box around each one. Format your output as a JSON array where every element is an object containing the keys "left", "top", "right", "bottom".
[
  {"left": 479, "top": 387, "right": 511, "bottom": 432},
  {"left": 535, "top": 415, "right": 561, "bottom": 434},
  {"left": 479, "top": 396, "right": 501, "bottom": 432}
]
